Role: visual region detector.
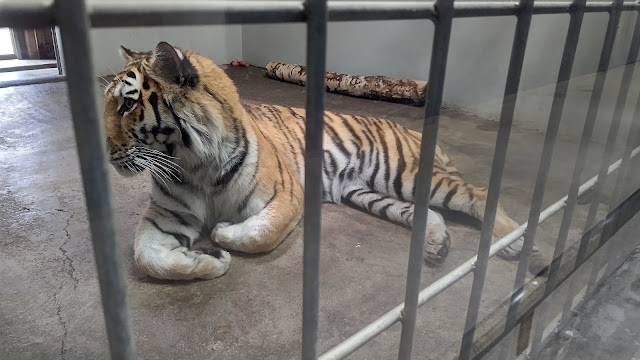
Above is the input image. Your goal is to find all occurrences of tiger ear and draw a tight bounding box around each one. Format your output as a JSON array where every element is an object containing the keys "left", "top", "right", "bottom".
[
  {"left": 151, "top": 41, "right": 197, "bottom": 86},
  {"left": 119, "top": 45, "right": 139, "bottom": 63}
]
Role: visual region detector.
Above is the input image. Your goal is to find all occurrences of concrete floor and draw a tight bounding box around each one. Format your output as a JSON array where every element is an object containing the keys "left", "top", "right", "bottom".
[
  {"left": 538, "top": 246, "right": 640, "bottom": 360},
  {"left": 1, "top": 66, "right": 639, "bottom": 360}
]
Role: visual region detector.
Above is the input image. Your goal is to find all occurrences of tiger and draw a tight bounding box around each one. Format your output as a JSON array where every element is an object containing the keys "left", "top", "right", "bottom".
[{"left": 103, "top": 41, "right": 547, "bottom": 281}]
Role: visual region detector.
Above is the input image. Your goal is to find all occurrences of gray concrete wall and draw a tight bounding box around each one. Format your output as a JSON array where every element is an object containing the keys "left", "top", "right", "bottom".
[
  {"left": 242, "top": 12, "right": 639, "bottom": 142},
  {"left": 90, "top": 25, "right": 242, "bottom": 76}
]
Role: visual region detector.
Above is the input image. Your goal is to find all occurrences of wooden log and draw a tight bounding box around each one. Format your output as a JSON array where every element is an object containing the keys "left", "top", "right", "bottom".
[{"left": 265, "top": 61, "right": 427, "bottom": 106}]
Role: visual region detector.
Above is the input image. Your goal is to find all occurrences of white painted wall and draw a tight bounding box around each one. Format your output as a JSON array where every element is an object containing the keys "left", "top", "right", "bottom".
[
  {"left": 242, "top": 12, "right": 639, "bottom": 142},
  {"left": 81, "top": 14, "right": 639, "bottom": 143},
  {"left": 89, "top": 25, "right": 242, "bottom": 76}
]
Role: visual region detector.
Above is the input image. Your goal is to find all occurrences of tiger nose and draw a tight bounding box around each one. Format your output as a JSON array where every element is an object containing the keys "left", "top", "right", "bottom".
[{"left": 437, "top": 245, "right": 449, "bottom": 258}]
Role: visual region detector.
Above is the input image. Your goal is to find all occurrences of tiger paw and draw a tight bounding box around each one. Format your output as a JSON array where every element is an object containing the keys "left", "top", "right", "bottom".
[
  {"left": 423, "top": 225, "right": 451, "bottom": 267},
  {"left": 498, "top": 237, "right": 549, "bottom": 277}
]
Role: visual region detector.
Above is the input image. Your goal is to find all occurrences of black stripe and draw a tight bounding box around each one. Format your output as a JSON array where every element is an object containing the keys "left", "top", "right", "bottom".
[
  {"left": 357, "top": 190, "right": 378, "bottom": 197},
  {"left": 355, "top": 116, "right": 377, "bottom": 145},
  {"left": 265, "top": 106, "right": 302, "bottom": 176},
  {"left": 391, "top": 127, "right": 407, "bottom": 201},
  {"left": 144, "top": 217, "right": 190, "bottom": 248},
  {"left": 286, "top": 167, "right": 296, "bottom": 201},
  {"left": 369, "top": 150, "right": 380, "bottom": 188},
  {"left": 148, "top": 92, "right": 161, "bottom": 128},
  {"left": 255, "top": 124, "right": 285, "bottom": 190},
  {"left": 430, "top": 177, "right": 445, "bottom": 199},
  {"left": 324, "top": 122, "right": 351, "bottom": 159},
  {"left": 358, "top": 151, "right": 366, "bottom": 174},
  {"left": 376, "top": 125, "right": 391, "bottom": 191},
  {"left": 126, "top": 71, "right": 136, "bottom": 79},
  {"left": 274, "top": 153, "right": 285, "bottom": 190},
  {"left": 367, "top": 196, "right": 389, "bottom": 211},
  {"left": 213, "top": 133, "right": 248, "bottom": 187},
  {"left": 167, "top": 104, "right": 191, "bottom": 148},
  {"left": 264, "top": 183, "right": 278, "bottom": 207},
  {"left": 150, "top": 200, "right": 189, "bottom": 226},
  {"left": 378, "top": 203, "right": 393, "bottom": 221},
  {"left": 285, "top": 106, "right": 304, "bottom": 119},
  {"left": 142, "top": 78, "right": 150, "bottom": 90},
  {"left": 345, "top": 188, "right": 363, "bottom": 201},
  {"left": 125, "top": 89, "right": 138, "bottom": 95},
  {"left": 324, "top": 150, "right": 338, "bottom": 177},
  {"left": 204, "top": 85, "right": 227, "bottom": 107},
  {"left": 442, "top": 184, "right": 459, "bottom": 209},
  {"left": 412, "top": 178, "right": 417, "bottom": 199},
  {"left": 237, "top": 182, "right": 257, "bottom": 213},
  {"left": 335, "top": 113, "right": 363, "bottom": 147},
  {"left": 123, "top": 80, "right": 132, "bottom": 86},
  {"left": 153, "top": 178, "right": 190, "bottom": 210},
  {"left": 243, "top": 104, "right": 258, "bottom": 119}
]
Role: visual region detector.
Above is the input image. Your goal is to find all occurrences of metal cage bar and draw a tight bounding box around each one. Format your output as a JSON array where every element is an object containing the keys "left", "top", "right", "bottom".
[
  {"left": 584, "top": 16, "right": 640, "bottom": 294},
  {"left": 502, "top": 0, "right": 587, "bottom": 350},
  {"left": 302, "top": 1, "right": 328, "bottom": 359},
  {"left": 5, "top": 1, "right": 640, "bottom": 28},
  {"left": 320, "top": 143, "right": 640, "bottom": 359},
  {"left": 559, "top": 7, "right": 640, "bottom": 331},
  {"left": 397, "top": 0, "right": 454, "bottom": 358},
  {"left": 4, "top": 1, "right": 640, "bottom": 359},
  {"left": 471, "top": 170, "right": 640, "bottom": 359},
  {"left": 458, "top": 1, "right": 535, "bottom": 358},
  {"left": 527, "top": 1, "right": 625, "bottom": 356},
  {"left": 54, "top": 0, "right": 135, "bottom": 359}
]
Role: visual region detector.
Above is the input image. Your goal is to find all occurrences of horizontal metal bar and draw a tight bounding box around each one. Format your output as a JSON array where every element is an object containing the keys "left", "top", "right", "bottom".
[
  {"left": 0, "top": 75, "right": 66, "bottom": 89},
  {"left": 3, "top": 1, "right": 640, "bottom": 28},
  {"left": 0, "top": 0, "right": 54, "bottom": 27},
  {"left": 319, "top": 145, "right": 640, "bottom": 360},
  {"left": 328, "top": 1, "right": 435, "bottom": 22},
  {"left": 89, "top": 1, "right": 305, "bottom": 27}
]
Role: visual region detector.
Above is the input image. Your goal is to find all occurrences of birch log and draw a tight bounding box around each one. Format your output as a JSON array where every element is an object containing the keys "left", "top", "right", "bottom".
[{"left": 265, "top": 62, "right": 427, "bottom": 106}]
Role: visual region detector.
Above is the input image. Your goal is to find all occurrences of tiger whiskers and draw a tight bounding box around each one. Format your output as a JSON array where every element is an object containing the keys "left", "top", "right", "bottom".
[
  {"left": 134, "top": 157, "right": 172, "bottom": 190},
  {"left": 98, "top": 75, "right": 110, "bottom": 86},
  {"left": 137, "top": 154, "right": 181, "bottom": 182},
  {"left": 136, "top": 147, "right": 184, "bottom": 174}
]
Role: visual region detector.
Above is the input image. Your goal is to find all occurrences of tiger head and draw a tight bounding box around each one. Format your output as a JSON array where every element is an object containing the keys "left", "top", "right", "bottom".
[{"left": 103, "top": 41, "right": 243, "bottom": 177}]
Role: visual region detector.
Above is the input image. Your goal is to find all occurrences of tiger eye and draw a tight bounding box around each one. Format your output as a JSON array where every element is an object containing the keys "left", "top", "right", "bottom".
[{"left": 124, "top": 97, "right": 135, "bottom": 109}]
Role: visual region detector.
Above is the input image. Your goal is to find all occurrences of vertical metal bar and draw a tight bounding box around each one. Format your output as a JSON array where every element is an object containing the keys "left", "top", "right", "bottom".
[
  {"left": 527, "top": 2, "right": 624, "bottom": 356},
  {"left": 583, "top": 9, "right": 640, "bottom": 239},
  {"left": 611, "top": 118, "right": 640, "bottom": 209},
  {"left": 55, "top": 0, "right": 135, "bottom": 359},
  {"left": 602, "top": 102, "right": 640, "bottom": 277},
  {"left": 458, "top": 1, "right": 534, "bottom": 359},
  {"left": 516, "top": 311, "right": 534, "bottom": 356},
  {"left": 302, "top": 0, "right": 327, "bottom": 359},
  {"left": 559, "top": 9, "right": 640, "bottom": 328},
  {"left": 50, "top": 26, "right": 63, "bottom": 75},
  {"left": 502, "top": 0, "right": 587, "bottom": 352},
  {"left": 397, "top": 1, "right": 453, "bottom": 358},
  {"left": 545, "top": 0, "right": 624, "bottom": 300}
]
